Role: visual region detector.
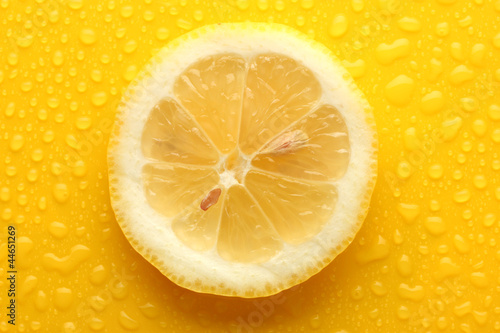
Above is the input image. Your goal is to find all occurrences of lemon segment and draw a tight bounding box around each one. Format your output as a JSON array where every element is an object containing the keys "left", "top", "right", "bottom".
[
  {"left": 245, "top": 170, "right": 338, "bottom": 245},
  {"left": 174, "top": 54, "right": 246, "bottom": 154},
  {"left": 141, "top": 98, "right": 219, "bottom": 165},
  {"left": 239, "top": 54, "right": 322, "bottom": 154},
  {"left": 252, "top": 104, "right": 350, "bottom": 181}
]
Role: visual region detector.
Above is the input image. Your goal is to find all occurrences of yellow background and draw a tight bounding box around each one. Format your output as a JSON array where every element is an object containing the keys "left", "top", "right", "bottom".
[{"left": 1, "top": 0, "right": 500, "bottom": 332}]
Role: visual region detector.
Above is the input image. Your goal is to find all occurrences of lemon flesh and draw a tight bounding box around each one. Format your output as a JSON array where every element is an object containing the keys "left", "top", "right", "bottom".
[{"left": 108, "top": 23, "right": 377, "bottom": 297}]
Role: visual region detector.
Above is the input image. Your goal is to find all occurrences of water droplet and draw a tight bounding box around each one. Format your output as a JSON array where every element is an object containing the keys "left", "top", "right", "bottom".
[
  {"left": 397, "top": 161, "right": 412, "bottom": 179},
  {"left": 351, "top": 0, "right": 364, "bottom": 12},
  {"left": 375, "top": 39, "right": 410, "bottom": 65},
  {"left": 420, "top": 90, "right": 445, "bottom": 114},
  {"left": 355, "top": 235, "right": 390, "bottom": 264},
  {"left": 397, "top": 283, "right": 424, "bottom": 301},
  {"left": 300, "top": 0, "right": 314, "bottom": 9},
  {"left": 9, "top": 134, "right": 25, "bottom": 152},
  {"left": 0, "top": 187, "right": 10, "bottom": 202},
  {"left": 491, "top": 128, "right": 500, "bottom": 143},
  {"left": 472, "top": 119, "right": 487, "bottom": 137},
  {"left": 453, "top": 301, "right": 472, "bottom": 317},
  {"left": 453, "top": 189, "right": 471, "bottom": 203},
  {"left": 441, "top": 116, "right": 463, "bottom": 141},
  {"left": 350, "top": 285, "right": 364, "bottom": 300},
  {"left": 309, "top": 314, "right": 321, "bottom": 329},
  {"left": 453, "top": 234, "right": 470, "bottom": 253},
  {"left": 434, "top": 257, "right": 461, "bottom": 281},
  {"left": 473, "top": 174, "right": 487, "bottom": 189},
  {"left": 328, "top": 14, "right": 348, "bottom": 38},
  {"left": 49, "top": 221, "right": 68, "bottom": 239},
  {"left": 493, "top": 32, "right": 500, "bottom": 49},
  {"left": 31, "top": 148, "right": 44, "bottom": 162},
  {"left": 403, "top": 127, "right": 420, "bottom": 150},
  {"left": 79, "top": 28, "right": 97, "bottom": 45},
  {"left": 397, "top": 17, "right": 421, "bottom": 32},
  {"left": 55, "top": 287, "right": 73, "bottom": 310},
  {"left": 35, "top": 290, "right": 48, "bottom": 311},
  {"left": 428, "top": 164, "right": 444, "bottom": 179},
  {"left": 72, "top": 160, "right": 87, "bottom": 177},
  {"left": 123, "top": 40, "right": 138, "bottom": 54},
  {"left": 88, "top": 318, "right": 105, "bottom": 331},
  {"left": 155, "top": 27, "right": 170, "bottom": 41},
  {"left": 449, "top": 65, "right": 474, "bottom": 85},
  {"left": 68, "top": 0, "right": 83, "bottom": 9},
  {"left": 90, "top": 69, "right": 102, "bottom": 82},
  {"left": 435, "top": 22, "right": 450, "bottom": 37},
  {"left": 139, "top": 303, "right": 160, "bottom": 319},
  {"left": 424, "top": 216, "right": 446, "bottom": 236},
  {"left": 385, "top": 75, "right": 415, "bottom": 106},
  {"left": 341, "top": 59, "right": 366, "bottom": 79},
  {"left": 370, "top": 281, "right": 388, "bottom": 296},
  {"left": 123, "top": 65, "right": 138, "bottom": 82},
  {"left": 42, "top": 244, "right": 91, "bottom": 274},
  {"left": 393, "top": 229, "right": 403, "bottom": 244},
  {"left": 38, "top": 196, "right": 47, "bottom": 211},
  {"left": 27, "top": 169, "right": 38, "bottom": 182},
  {"left": 76, "top": 116, "right": 92, "bottom": 130},
  {"left": 397, "top": 203, "right": 420, "bottom": 223},
  {"left": 91, "top": 91, "right": 108, "bottom": 107},
  {"left": 120, "top": 5, "right": 134, "bottom": 18},
  {"left": 43, "top": 130, "right": 55, "bottom": 143},
  {"left": 488, "top": 104, "right": 500, "bottom": 121},
  {"left": 119, "top": 311, "right": 139, "bottom": 330},
  {"left": 483, "top": 213, "right": 496, "bottom": 227},
  {"left": 397, "top": 254, "right": 413, "bottom": 277},
  {"left": 52, "top": 50, "right": 64, "bottom": 66},
  {"left": 470, "top": 43, "right": 486, "bottom": 66},
  {"left": 143, "top": 9, "right": 154, "bottom": 21},
  {"left": 176, "top": 18, "right": 192, "bottom": 30},
  {"left": 90, "top": 265, "right": 108, "bottom": 285},
  {"left": 274, "top": 0, "right": 285, "bottom": 11},
  {"left": 53, "top": 183, "right": 70, "bottom": 203},
  {"left": 397, "top": 305, "right": 410, "bottom": 320}
]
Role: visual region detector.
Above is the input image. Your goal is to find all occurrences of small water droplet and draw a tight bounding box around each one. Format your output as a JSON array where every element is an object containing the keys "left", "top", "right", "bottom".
[
  {"left": 397, "top": 17, "right": 421, "bottom": 32},
  {"left": 491, "top": 128, "right": 500, "bottom": 143},
  {"left": 76, "top": 116, "right": 92, "bottom": 130},
  {"left": 119, "top": 311, "right": 139, "bottom": 330},
  {"left": 9, "top": 134, "right": 25, "bottom": 152},
  {"left": 397, "top": 254, "right": 413, "bottom": 277},
  {"left": 449, "top": 65, "right": 474, "bottom": 85},
  {"left": 54, "top": 287, "right": 73, "bottom": 310},
  {"left": 351, "top": 0, "right": 364, "bottom": 12},
  {"left": 424, "top": 216, "right": 446, "bottom": 236},
  {"left": 470, "top": 43, "right": 486, "bottom": 66},
  {"left": 49, "top": 221, "right": 68, "bottom": 239},
  {"left": 53, "top": 183, "right": 70, "bottom": 203},
  {"left": 52, "top": 50, "right": 64, "bottom": 66},
  {"left": 31, "top": 148, "right": 44, "bottom": 162},
  {"left": 79, "top": 28, "right": 97, "bottom": 45},
  {"left": 483, "top": 213, "right": 496, "bottom": 227},
  {"left": 300, "top": 0, "right": 314, "bottom": 9},
  {"left": 120, "top": 5, "right": 134, "bottom": 18},
  {"left": 155, "top": 27, "right": 170, "bottom": 41},
  {"left": 420, "top": 90, "right": 445, "bottom": 114},
  {"left": 123, "top": 40, "right": 138, "bottom": 54},
  {"left": 385, "top": 75, "right": 415, "bottom": 106},
  {"left": 375, "top": 39, "right": 410, "bottom": 65},
  {"left": 328, "top": 14, "right": 348, "bottom": 38},
  {"left": 398, "top": 283, "right": 424, "bottom": 301},
  {"left": 91, "top": 91, "right": 108, "bottom": 107}
]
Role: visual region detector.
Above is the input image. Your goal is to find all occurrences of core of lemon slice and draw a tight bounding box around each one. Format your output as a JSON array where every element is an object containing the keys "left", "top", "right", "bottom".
[{"left": 108, "top": 23, "right": 377, "bottom": 298}]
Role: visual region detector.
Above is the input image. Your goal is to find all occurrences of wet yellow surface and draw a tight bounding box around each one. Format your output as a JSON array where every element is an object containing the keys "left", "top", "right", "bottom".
[{"left": 1, "top": 0, "right": 500, "bottom": 332}]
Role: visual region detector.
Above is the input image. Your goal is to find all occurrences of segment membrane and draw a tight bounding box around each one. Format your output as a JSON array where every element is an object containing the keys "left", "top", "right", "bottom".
[
  {"left": 141, "top": 98, "right": 219, "bottom": 165},
  {"left": 142, "top": 164, "right": 219, "bottom": 217},
  {"left": 239, "top": 54, "right": 321, "bottom": 154},
  {"left": 252, "top": 105, "right": 350, "bottom": 181},
  {"left": 245, "top": 170, "right": 338, "bottom": 244},
  {"left": 217, "top": 185, "right": 282, "bottom": 263},
  {"left": 174, "top": 54, "right": 247, "bottom": 153},
  {"left": 172, "top": 189, "right": 224, "bottom": 251}
]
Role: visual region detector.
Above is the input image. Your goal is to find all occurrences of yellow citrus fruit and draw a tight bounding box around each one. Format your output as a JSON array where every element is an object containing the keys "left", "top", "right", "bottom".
[{"left": 108, "top": 23, "right": 377, "bottom": 298}]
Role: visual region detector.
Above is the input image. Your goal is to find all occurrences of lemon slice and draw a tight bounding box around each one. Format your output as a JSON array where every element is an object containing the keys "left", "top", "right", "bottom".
[{"left": 108, "top": 23, "right": 377, "bottom": 298}]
